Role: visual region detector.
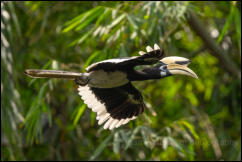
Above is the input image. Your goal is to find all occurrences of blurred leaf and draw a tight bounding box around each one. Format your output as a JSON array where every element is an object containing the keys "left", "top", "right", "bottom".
[
  {"left": 162, "top": 137, "right": 169, "bottom": 150},
  {"left": 90, "top": 133, "right": 114, "bottom": 160},
  {"left": 167, "top": 137, "right": 184, "bottom": 152},
  {"left": 180, "top": 120, "right": 199, "bottom": 140},
  {"left": 63, "top": 6, "right": 104, "bottom": 33},
  {"left": 126, "top": 14, "right": 138, "bottom": 30},
  {"left": 75, "top": 8, "right": 104, "bottom": 31},
  {"left": 141, "top": 129, "right": 150, "bottom": 147},
  {"left": 120, "top": 129, "right": 130, "bottom": 146},
  {"left": 233, "top": 6, "right": 241, "bottom": 55},
  {"left": 73, "top": 104, "right": 86, "bottom": 126},
  {"left": 25, "top": 81, "right": 49, "bottom": 143},
  {"left": 113, "top": 131, "right": 121, "bottom": 154},
  {"left": 7, "top": 2, "right": 21, "bottom": 38},
  {"left": 90, "top": 111, "right": 96, "bottom": 126},
  {"left": 125, "top": 126, "right": 141, "bottom": 150},
  {"left": 84, "top": 51, "right": 101, "bottom": 69},
  {"left": 107, "top": 14, "right": 126, "bottom": 29},
  {"left": 69, "top": 27, "right": 95, "bottom": 46},
  {"left": 217, "top": 3, "right": 234, "bottom": 44},
  {"left": 95, "top": 8, "right": 111, "bottom": 26}
]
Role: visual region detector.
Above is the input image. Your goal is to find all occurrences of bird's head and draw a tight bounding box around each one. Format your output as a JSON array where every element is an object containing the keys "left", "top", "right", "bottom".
[
  {"left": 159, "top": 56, "right": 198, "bottom": 79},
  {"left": 142, "top": 56, "right": 198, "bottom": 79}
]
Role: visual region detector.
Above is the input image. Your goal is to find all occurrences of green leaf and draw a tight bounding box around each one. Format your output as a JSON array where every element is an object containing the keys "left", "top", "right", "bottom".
[
  {"left": 180, "top": 120, "right": 199, "bottom": 140},
  {"left": 95, "top": 8, "right": 111, "bottom": 26},
  {"left": 7, "top": 2, "right": 21, "bottom": 38},
  {"left": 26, "top": 81, "right": 49, "bottom": 120},
  {"left": 118, "top": 45, "right": 128, "bottom": 57},
  {"left": 24, "top": 81, "right": 50, "bottom": 143},
  {"left": 217, "top": 3, "right": 234, "bottom": 44},
  {"left": 73, "top": 104, "right": 86, "bottom": 126},
  {"left": 125, "top": 126, "right": 141, "bottom": 150},
  {"left": 120, "top": 130, "right": 130, "bottom": 146},
  {"left": 68, "top": 28, "right": 95, "bottom": 46},
  {"left": 107, "top": 14, "right": 126, "bottom": 29},
  {"left": 90, "top": 111, "right": 96, "bottom": 126},
  {"left": 75, "top": 8, "right": 104, "bottom": 31},
  {"left": 167, "top": 137, "right": 184, "bottom": 152},
  {"left": 141, "top": 129, "right": 150, "bottom": 147},
  {"left": 106, "top": 21, "right": 124, "bottom": 43},
  {"left": 126, "top": 14, "right": 138, "bottom": 30},
  {"left": 234, "top": 7, "right": 241, "bottom": 55},
  {"left": 113, "top": 132, "right": 121, "bottom": 154},
  {"left": 84, "top": 51, "right": 101, "bottom": 69},
  {"left": 162, "top": 137, "right": 168, "bottom": 150},
  {"left": 90, "top": 133, "right": 114, "bottom": 160},
  {"left": 62, "top": 6, "right": 104, "bottom": 33}
]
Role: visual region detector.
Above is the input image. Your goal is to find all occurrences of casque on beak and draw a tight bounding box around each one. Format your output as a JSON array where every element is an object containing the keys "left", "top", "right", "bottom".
[{"left": 160, "top": 56, "right": 198, "bottom": 79}]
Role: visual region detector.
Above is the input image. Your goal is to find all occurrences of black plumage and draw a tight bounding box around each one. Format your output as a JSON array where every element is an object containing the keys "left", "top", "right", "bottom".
[
  {"left": 86, "top": 49, "right": 164, "bottom": 72},
  {"left": 25, "top": 43, "right": 198, "bottom": 130},
  {"left": 90, "top": 83, "right": 145, "bottom": 120}
]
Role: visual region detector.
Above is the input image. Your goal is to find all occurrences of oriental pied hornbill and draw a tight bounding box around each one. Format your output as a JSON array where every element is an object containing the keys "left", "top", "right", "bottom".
[{"left": 25, "top": 44, "right": 198, "bottom": 130}]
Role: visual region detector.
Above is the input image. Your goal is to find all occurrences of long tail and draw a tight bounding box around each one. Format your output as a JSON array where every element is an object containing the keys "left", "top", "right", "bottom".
[{"left": 24, "top": 69, "right": 85, "bottom": 79}]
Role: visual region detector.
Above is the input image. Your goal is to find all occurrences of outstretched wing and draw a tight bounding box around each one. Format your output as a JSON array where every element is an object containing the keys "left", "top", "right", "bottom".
[
  {"left": 78, "top": 83, "right": 145, "bottom": 130},
  {"left": 86, "top": 44, "right": 165, "bottom": 72}
]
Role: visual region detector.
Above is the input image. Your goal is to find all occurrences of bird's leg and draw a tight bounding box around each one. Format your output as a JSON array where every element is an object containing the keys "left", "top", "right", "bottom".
[{"left": 74, "top": 74, "right": 89, "bottom": 86}]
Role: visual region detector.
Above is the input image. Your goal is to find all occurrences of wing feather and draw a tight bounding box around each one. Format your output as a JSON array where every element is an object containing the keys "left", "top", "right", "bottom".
[
  {"left": 78, "top": 83, "right": 145, "bottom": 130},
  {"left": 86, "top": 47, "right": 165, "bottom": 72}
]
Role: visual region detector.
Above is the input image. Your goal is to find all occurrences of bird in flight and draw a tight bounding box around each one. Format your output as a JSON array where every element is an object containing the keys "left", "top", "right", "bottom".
[{"left": 25, "top": 44, "right": 198, "bottom": 130}]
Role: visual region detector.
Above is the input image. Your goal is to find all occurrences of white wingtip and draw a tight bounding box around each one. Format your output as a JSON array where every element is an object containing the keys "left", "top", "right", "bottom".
[
  {"left": 154, "top": 43, "right": 160, "bottom": 50},
  {"left": 115, "top": 119, "right": 125, "bottom": 128},
  {"left": 109, "top": 120, "right": 119, "bottom": 130},
  {"left": 139, "top": 51, "right": 146, "bottom": 55},
  {"left": 98, "top": 113, "right": 110, "bottom": 125},
  {"left": 146, "top": 46, "right": 153, "bottom": 52},
  {"left": 122, "top": 118, "right": 130, "bottom": 125},
  {"left": 104, "top": 118, "right": 114, "bottom": 129}
]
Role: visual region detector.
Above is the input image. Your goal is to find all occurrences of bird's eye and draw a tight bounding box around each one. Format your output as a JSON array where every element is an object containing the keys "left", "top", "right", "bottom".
[{"left": 160, "top": 65, "right": 167, "bottom": 71}]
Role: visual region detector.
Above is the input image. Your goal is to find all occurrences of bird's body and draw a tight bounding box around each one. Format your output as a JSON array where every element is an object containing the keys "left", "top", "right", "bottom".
[
  {"left": 25, "top": 44, "right": 198, "bottom": 130},
  {"left": 86, "top": 70, "right": 129, "bottom": 88}
]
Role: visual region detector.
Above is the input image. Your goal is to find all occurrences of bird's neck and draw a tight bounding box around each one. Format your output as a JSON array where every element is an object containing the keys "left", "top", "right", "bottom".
[{"left": 128, "top": 69, "right": 162, "bottom": 81}]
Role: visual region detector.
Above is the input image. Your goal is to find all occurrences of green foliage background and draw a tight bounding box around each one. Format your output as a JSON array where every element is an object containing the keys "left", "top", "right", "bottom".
[{"left": 1, "top": 1, "right": 241, "bottom": 161}]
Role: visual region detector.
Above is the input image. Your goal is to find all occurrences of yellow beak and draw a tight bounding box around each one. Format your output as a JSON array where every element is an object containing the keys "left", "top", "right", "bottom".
[
  {"left": 167, "top": 64, "right": 198, "bottom": 79},
  {"left": 161, "top": 56, "right": 198, "bottom": 79}
]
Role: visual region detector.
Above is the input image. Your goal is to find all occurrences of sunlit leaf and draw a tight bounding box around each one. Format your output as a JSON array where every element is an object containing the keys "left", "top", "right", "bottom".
[
  {"left": 68, "top": 28, "right": 95, "bottom": 46},
  {"left": 113, "top": 131, "right": 121, "bottom": 154},
  {"left": 126, "top": 14, "right": 138, "bottom": 30},
  {"left": 63, "top": 6, "right": 104, "bottom": 33},
  {"left": 75, "top": 8, "right": 104, "bottom": 31},
  {"left": 162, "top": 137, "right": 169, "bottom": 150},
  {"left": 95, "top": 8, "right": 111, "bottom": 26},
  {"left": 107, "top": 14, "right": 126, "bottom": 29},
  {"left": 73, "top": 104, "right": 86, "bottom": 126},
  {"left": 217, "top": 3, "right": 234, "bottom": 44}
]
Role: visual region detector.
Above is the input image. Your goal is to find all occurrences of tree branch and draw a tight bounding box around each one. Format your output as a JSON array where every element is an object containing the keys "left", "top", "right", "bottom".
[{"left": 185, "top": 10, "right": 241, "bottom": 80}]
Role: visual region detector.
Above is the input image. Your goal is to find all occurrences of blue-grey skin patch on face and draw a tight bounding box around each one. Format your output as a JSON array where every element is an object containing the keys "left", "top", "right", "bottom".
[{"left": 159, "top": 65, "right": 168, "bottom": 77}]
